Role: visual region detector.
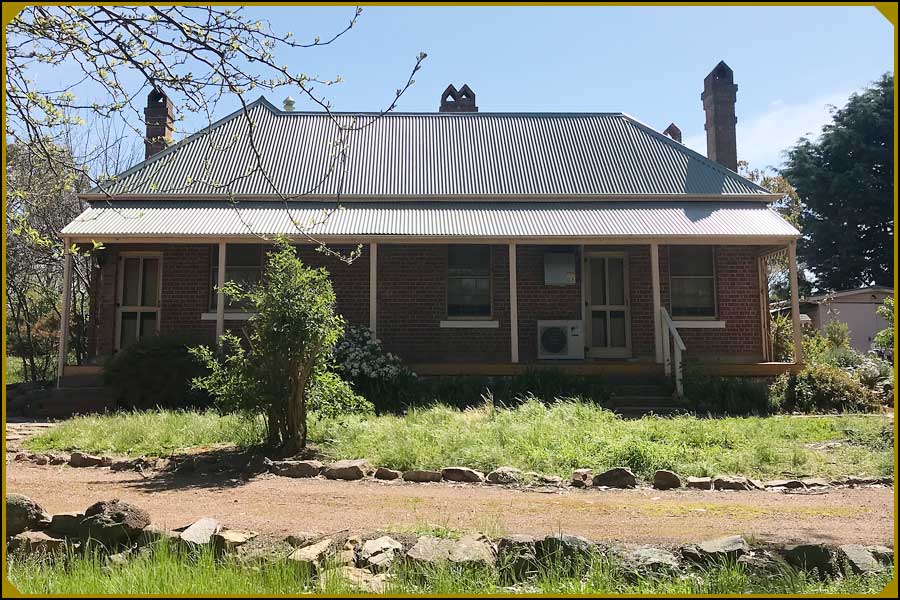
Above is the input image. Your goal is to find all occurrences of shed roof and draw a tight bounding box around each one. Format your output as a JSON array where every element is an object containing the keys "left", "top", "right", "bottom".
[{"left": 88, "top": 97, "right": 772, "bottom": 199}]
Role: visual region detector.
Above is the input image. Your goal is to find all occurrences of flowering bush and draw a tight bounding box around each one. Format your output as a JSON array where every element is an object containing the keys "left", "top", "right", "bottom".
[{"left": 332, "top": 325, "right": 417, "bottom": 411}]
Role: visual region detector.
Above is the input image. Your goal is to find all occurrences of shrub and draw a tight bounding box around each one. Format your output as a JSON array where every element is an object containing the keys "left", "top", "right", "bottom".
[
  {"left": 823, "top": 319, "right": 851, "bottom": 348},
  {"left": 873, "top": 297, "right": 894, "bottom": 357},
  {"left": 769, "top": 363, "right": 879, "bottom": 414},
  {"left": 332, "top": 324, "right": 417, "bottom": 412},
  {"left": 822, "top": 344, "right": 864, "bottom": 369},
  {"left": 771, "top": 313, "right": 794, "bottom": 362},
  {"left": 308, "top": 371, "right": 373, "bottom": 419},
  {"left": 683, "top": 374, "right": 773, "bottom": 415},
  {"left": 104, "top": 335, "right": 209, "bottom": 410},
  {"left": 191, "top": 241, "right": 345, "bottom": 453},
  {"left": 802, "top": 329, "right": 830, "bottom": 364}
]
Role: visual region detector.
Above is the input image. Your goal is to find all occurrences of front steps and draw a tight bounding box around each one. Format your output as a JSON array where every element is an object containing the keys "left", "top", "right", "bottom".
[{"left": 606, "top": 381, "right": 682, "bottom": 417}]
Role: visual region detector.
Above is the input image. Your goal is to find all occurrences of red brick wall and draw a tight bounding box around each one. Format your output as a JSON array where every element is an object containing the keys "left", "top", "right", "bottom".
[
  {"left": 92, "top": 242, "right": 763, "bottom": 363},
  {"left": 659, "top": 245, "right": 763, "bottom": 360}
]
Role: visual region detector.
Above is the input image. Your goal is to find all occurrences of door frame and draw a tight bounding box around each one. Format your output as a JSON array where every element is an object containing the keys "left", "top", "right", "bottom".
[
  {"left": 583, "top": 251, "right": 632, "bottom": 358},
  {"left": 114, "top": 252, "right": 163, "bottom": 350}
]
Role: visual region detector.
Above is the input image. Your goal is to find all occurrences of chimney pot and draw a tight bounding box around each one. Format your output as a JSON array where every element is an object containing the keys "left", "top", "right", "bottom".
[
  {"left": 144, "top": 89, "right": 174, "bottom": 159},
  {"left": 439, "top": 84, "right": 478, "bottom": 112},
  {"left": 663, "top": 123, "right": 682, "bottom": 143},
  {"left": 701, "top": 60, "right": 738, "bottom": 171},
  {"left": 283, "top": 96, "right": 295, "bottom": 112}
]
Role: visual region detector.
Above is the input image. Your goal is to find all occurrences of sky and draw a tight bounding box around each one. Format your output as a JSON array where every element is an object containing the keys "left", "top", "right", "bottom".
[{"left": 13, "top": 5, "right": 895, "bottom": 172}]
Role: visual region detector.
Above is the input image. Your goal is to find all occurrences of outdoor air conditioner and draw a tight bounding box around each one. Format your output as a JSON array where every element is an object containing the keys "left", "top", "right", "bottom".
[{"left": 537, "top": 320, "right": 584, "bottom": 360}]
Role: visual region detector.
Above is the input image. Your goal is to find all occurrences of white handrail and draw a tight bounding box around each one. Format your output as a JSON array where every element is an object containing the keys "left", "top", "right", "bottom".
[{"left": 660, "top": 308, "right": 686, "bottom": 398}]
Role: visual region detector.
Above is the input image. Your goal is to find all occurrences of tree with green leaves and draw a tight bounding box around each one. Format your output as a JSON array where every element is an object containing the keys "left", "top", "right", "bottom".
[
  {"left": 782, "top": 73, "right": 893, "bottom": 291},
  {"left": 873, "top": 297, "right": 894, "bottom": 357},
  {"left": 191, "top": 241, "right": 346, "bottom": 453}
]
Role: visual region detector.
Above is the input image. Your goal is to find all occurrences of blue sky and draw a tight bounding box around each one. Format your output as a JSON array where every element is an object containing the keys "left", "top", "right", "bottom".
[
  {"left": 230, "top": 4, "right": 893, "bottom": 170},
  {"left": 14, "top": 5, "right": 894, "bottom": 171}
]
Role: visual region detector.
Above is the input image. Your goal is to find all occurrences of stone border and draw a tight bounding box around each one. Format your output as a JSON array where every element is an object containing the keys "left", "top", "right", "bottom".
[
  {"left": 10, "top": 451, "right": 894, "bottom": 493},
  {"left": 7, "top": 493, "right": 894, "bottom": 592}
]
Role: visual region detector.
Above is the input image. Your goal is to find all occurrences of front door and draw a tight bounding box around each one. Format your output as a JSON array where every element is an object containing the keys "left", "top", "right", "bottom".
[
  {"left": 585, "top": 253, "right": 631, "bottom": 358},
  {"left": 115, "top": 253, "right": 162, "bottom": 350}
]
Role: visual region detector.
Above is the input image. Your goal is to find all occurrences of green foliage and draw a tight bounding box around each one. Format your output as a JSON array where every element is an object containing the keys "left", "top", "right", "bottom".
[
  {"left": 104, "top": 335, "right": 209, "bottom": 410},
  {"left": 683, "top": 374, "right": 773, "bottom": 416},
  {"left": 771, "top": 313, "right": 794, "bottom": 362},
  {"left": 873, "top": 297, "right": 894, "bottom": 353},
  {"left": 782, "top": 73, "right": 893, "bottom": 290},
  {"left": 25, "top": 404, "right": 893, "bottom": 479},
  {"left": 332, "top": 324, "right": 417, "bottom": 412},
  {"left": 822, "top": 345, "right": 863, "bottom": 369},
  {"left": 191, "top": 241, "right": 345, "bottom": 453},
  {"left": 769, "top": 363, "right": 879, "bottom": 414},
  {"left": 307, "top": 371, "right": 373, "bottom": 419},
  {"left": 823, "top": 319, "right": 850, "bottom": 348},
  {"left": 802, "top": 328, "right": 830, "bottom": 364}
]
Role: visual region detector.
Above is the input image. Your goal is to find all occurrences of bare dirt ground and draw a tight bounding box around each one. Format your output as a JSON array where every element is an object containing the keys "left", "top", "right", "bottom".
[{"left": 6, "top": 460, "right": 895, "bottom": 547}]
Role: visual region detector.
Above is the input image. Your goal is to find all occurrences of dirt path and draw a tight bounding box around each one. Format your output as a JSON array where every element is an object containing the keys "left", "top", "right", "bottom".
[{"left": 6, "top": 461, "right": 895, "bottom": 546}]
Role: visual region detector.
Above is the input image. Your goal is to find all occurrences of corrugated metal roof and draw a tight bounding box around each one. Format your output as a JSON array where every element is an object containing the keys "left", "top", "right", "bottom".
[
  {"left": 63, "top": 201, "right": 800, "bottom": 239},
  {"left": 90, "top": 98, "right": 771, "bottom": 198}
]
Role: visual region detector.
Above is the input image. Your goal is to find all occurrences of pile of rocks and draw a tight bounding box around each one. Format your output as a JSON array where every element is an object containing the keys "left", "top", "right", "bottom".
[{"left": 7, "top": 494, "right": 892, "bottom": 590}]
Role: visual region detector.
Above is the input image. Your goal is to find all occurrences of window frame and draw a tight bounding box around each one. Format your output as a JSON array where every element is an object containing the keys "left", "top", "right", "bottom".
[
  {"left": 668, "top": 245, "right": 718, "bottom": 319},
  {"left": 445, "top": 245, "right": 494, "bottom": 320},
  {"left": 209, "top": 244, "right": 265, "bottom": 312},
  {"left": 115, "top": 251, "right": 163, "bottom": 350}
]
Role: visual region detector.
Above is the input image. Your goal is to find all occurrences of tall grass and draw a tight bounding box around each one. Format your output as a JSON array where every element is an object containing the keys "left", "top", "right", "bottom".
[
  {"left": 7, "top": 543, "right": 893, "bottom": 595},
  {"left": 25, "top": 400, "right": 894, "bottom": 479}
]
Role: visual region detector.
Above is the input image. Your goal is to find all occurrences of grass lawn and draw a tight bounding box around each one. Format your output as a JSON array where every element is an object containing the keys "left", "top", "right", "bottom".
[
  {"left": 6, "top": 354, "right": 26, "bottom": 384},
  {"left": 24, "top": 400, "right": 894, "bottom": 480},
  {"left": 6, "top": 543, "right": 893, "bottom": 595}
]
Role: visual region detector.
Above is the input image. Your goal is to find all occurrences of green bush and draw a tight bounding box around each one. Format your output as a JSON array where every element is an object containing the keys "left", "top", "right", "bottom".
[
  {"left": 823, "top": 319, "right": 851, "bottom": 348},
  {"left": 873, "top": 297, "right": 894, "bottom": 354},
  {"left": 104, "top": 335, "right": 209, "bottom": 410},
  {"left": 683, "top": 374, "right": 773, "bottom": 415},
  {"left": 822, "top": 345, "right": 863, "bottom": 368},
  {"left": 771, "top": 313, "right": 794, "bottom": 362},
  {"left": 308, "top": 371, "right": 373, "bottom": 419},
  {"left": 769, "top": 363, "right": 879, "bottom": 414}
]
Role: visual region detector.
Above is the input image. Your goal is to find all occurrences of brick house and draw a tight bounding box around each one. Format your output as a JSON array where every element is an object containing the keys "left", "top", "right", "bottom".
[{"left": 59, "top": 62, "right": 804, "bottom": 394}]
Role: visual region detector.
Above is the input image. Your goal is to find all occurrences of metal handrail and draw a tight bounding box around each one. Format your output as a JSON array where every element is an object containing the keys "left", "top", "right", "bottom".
[{"left": 660, "top": 307, "right": 685, "bottom": 397}]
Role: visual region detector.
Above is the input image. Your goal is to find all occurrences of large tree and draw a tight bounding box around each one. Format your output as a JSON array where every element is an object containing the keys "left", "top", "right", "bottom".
[{"left": 782, "top": 73, "right": 894, "bottom": 291}]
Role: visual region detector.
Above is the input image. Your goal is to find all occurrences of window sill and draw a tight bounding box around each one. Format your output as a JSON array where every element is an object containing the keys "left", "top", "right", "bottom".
[
  {"left": 201, "top": 312, "right": 256, "bottom": 321},
  {"left": 672, "top": 320, "right": 726, "bottom": 329},
  {"left": 439, "top": 320, "right": 500, "bottom": 329}
]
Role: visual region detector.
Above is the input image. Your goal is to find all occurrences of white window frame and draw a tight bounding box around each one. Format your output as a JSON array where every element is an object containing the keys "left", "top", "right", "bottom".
[
  {"left": 583, "top": 251, "right": 632, "bottom": 358},
  {"left": 209, "top": 244, "right": 265, "bottom": 312},
  {"left": 446, "top": 245, "right": 494, "bottom": 320},
  {"left": 668, "top": 245, "right": 718, "bottom": 320},
  {"left": 115, "top": 252, "right": 163, "bottom": 350}
]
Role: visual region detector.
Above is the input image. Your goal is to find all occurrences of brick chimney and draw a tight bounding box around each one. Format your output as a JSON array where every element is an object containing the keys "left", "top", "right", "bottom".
[
  {"left": 663, "top": 123, "right": 682, "bottom": 143},
  {"left": 144, "top": 89, "right": 174, "bottom": 159},
  {"left": 701, "top": 61, "right": 738, "bottom": 171},
  {"left": 439, "top": 84, "right": 478, "bottom": 112}
]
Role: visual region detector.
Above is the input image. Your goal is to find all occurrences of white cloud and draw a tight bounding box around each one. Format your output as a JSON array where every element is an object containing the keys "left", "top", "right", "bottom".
[{"left": 683, "top": 91, "right": 850, "bottom": 170}]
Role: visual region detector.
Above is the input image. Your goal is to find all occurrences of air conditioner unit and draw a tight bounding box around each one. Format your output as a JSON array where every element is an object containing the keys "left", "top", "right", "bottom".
[{"left": 537, "top": 320, "right": 584, "bottom": 360}]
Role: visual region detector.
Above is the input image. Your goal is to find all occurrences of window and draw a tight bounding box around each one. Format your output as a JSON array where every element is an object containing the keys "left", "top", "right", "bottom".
[
  {"left": 117, "top": 254, "right": 161, "bottom": 349},
  {"left": 210, "top": 244, "right": 264, "bottom": 310},
  {"left": 447, "top": 245, "right": 492, "bottom": 318},
  {"left": 669, "top": 246, "right": 716, "bottom": 318}
]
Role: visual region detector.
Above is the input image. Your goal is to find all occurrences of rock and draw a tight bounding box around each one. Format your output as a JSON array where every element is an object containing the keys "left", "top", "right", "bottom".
[
  {"left": 6, "top": 493, "right": 51, "bottom": 536},
  {"left": 137, "top": 524, "right": 180, "bottom": 548},
  {"left": 288, "top": 538, "right": 335, "bottom": 573},
  {"left": 867, "top": 545, "right": 894, "bottom": 566},
  {"left": 358, "top": 535, "right": 403, "bottom": 572},
  {"left": 8, "top": 531, "right": 67, "bottom": 555},
  {"left": 782, "top": 543, "right": 835, "bottom": 574},
  {"left": 101, "top": 456, "right": 114, "bottom": 467},
  {"left": 105, "top": 551, "right": 132, "bottom": 567},
  {"left": 374, "top": 467, "right": 402, "bottom": 481},
  {"left": 535, "top": 534, "right": 595, "bottom": 565},
  {"left": 593, "top": 467, "right": 637, "bottom": 489},
  {"left": 838, "top": 544, "right": 882, "bottom": 574},
  {"left": 682, "top": 536, "right": 750, "bottom": 564},
  {"left": 712, "top": 475, "right": 752, "bottom": 491},
  {"left": 570, "top": 469, "right": 593, "bottom": 488},
  {"left": 748, "top": 479, "right": 765, "bottom": 491},
  {"left": 33, "top": 454, "right": 49, "bottom": 466},
  {"left": 402, "top": 470, "right": 442, "bottom": 483},
  {"left": 213, "top": 529, "right": 258, "bottom": 555},
  {"left": 323, "top": 459, "right": 373, "bottom": 481},
  {"left": 764, "top": 479, "right": 805, "bottom": 489},
  {"left": 285, "top": 532, "right": 319, "bottom": 548},
  {"left": 332, "top": 566, "right": 390, "bottom": 594},
  {"left": 110, "top": 458, "right": 146, "bottom": 472},
  {"left": 737, "top": 550, "right": 786, "bottom": 575},
  {"left": 441, "top": 467, "right": 485, "bottom": 483},
  {"left": 449, "top": 534, "right": 496, "bottom": 567},
  {"left": 686, "top": 476, "right": 713, "bottom": 490},
  {"left": 486, "top": 467, "right": 523, "bottom": 485},
  {"left": 533, "top": 473, "right": 562, "bottom": 486},
  {"left": 652, "top": 470, "right": 681, "bottom": 490},
  {"left": 152, "top": 458, "right": 174, "bottom": 472},
  {"left": 623, "top": 546, "right": 681, "bottom": 575},
  {"left": 48, "top": 512, "right": 84, "bottom": 537},
  {"left": 800, "top": 478, "right": 830, "bottom": 488},
  {"left": 272, "top": 460, "right": 323, "bottom": 478},
  {"left": 69, "top": 451, "right": 104, "bottom": 468},
  {"left": 79, "top": 500, "right": 151, "bottom": 548},
  {"left": 179, "top": 517, "right": 221, "bottom": 547},
  {"left": 497, "top": 535, "right": 539, "bottom": 580},
  {"left": 47, "top": 454, "right": 68, "bottom": 465},
  {"left": 406, "top": 536, "right": 456, "bottom": 565}
]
